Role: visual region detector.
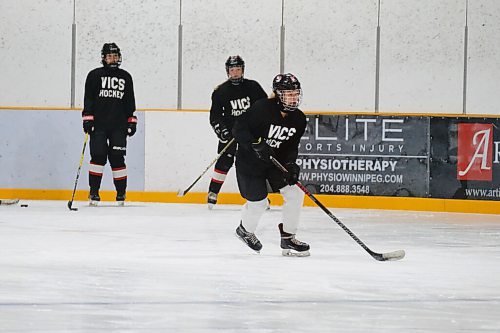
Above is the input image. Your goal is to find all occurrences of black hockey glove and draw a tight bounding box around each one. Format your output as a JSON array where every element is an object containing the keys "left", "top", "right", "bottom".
[
  {"left": 284, "top": 162, "right": 300, "bottom": 185},
  {"left": 220, "top": 126, "right": 231, "bottom": 142},
  {"left": 213, "top": 122, "right": 232, "bottom": 142},
  {"left": 127, "top": 116, "right": 137, "bottom": 136},
  {"left": 82, "top": 114, "right": 94, "bottom": 134},
  {"left": 251, "top": 137, "right": 274, "bottom": 163}
]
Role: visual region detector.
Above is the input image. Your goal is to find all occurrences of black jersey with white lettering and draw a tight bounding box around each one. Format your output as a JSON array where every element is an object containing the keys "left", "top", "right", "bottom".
[
  {"left": 209, "top": 78, "right": 267, "bottom": 130},
  {"left": 233, "top": 97, "right": 306, "bottom": 175},
  {"left": 82, "top": 66, "right": 136, "bottom": 129}
]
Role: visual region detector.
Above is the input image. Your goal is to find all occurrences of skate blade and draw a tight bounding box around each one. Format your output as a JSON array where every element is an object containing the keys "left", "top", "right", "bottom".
[
  {"left": 117, "top": 201, "right": 125, "bottom": 207},
  {"left": 282, "top": 249, "right": 310, "bottom": 257},
  {"left": 89, "top": 200, "right": 99, "bottom": 207},
  {"left": 208, "top": 203, "right": 215, "bottom": 210}
]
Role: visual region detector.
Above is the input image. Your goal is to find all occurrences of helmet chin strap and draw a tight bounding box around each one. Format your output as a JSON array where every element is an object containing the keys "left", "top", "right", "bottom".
[
  {"left": 281, "top": 106, "right": 296, "bottom": 113},
  {"left": 229, "top": 79, "right": 242, "bottom": 85},
  {"left": 228, "top": 73, "right": 243, "bottom": 85}
]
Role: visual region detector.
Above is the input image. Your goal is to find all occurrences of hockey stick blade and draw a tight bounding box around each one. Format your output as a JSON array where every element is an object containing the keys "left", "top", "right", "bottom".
[
  {"left": 177, "top": 189, "right": 186, "bottom": 197},
  {"left": 67, "top": 200, "right": 78, "bottom": 211},
  {"left": 0, "top": 199, "right": 20, "bottom": 205},
  {"left": 372, "top": 249, "right": 405, "bottom": 262}
]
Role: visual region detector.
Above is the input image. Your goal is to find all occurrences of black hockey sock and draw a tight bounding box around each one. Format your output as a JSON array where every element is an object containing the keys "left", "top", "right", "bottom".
[
  {"left": 209, "top": 180, "right": 223, "bottom": 194},
  {"left": 111, "top": 165, "right": 127, "bottom": 196},
  {"left": 88, "top": 161, "right": 105, "bottom": 193},
  {"left": 89, "top": 174, "right": 102, "bottom": 192},
  {"left": 113, "top": 178, "right": 127, "bottom": 195}
]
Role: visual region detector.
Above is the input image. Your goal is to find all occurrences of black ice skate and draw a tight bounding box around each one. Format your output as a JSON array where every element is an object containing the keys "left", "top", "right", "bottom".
[
  {"left": 89, "top": 189, "right": 100, "bottom": 206},
  {"left": 236, "top": 222, "right": 262, "bottom": 253},
  {"left": 207, "top": 192, "right": 217, "bottom": 210},
  {"left": 116, "top": 192, "right": 126, "bottom": 206},
  {"left": 279, "top": 223, "right": 310, "bottom": 257}
]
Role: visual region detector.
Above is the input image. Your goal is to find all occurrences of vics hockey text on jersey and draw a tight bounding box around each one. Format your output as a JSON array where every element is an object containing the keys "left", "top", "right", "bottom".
[
  {"left": 230, "top": 97, "right": 251, "bottom": 116},
  {"left": 99, "top": 76, "right": 125, "bottom": 99},
  {"left": 266, "top": 124, "right": 297, "bottom": 148}
]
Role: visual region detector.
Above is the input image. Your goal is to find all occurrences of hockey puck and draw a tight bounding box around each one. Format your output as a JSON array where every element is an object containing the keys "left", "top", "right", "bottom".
[{"left": 21, "top": 204, "right": 28, "bottom": 207}]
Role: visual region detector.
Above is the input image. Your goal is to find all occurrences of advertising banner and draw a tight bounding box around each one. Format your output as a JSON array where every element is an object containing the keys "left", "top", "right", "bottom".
[
  {"left": 298, "top": 115, "right": 429, "bottom": 197},
  {"left": 430, "top": 118, "right": 500, "bottom": 201}
]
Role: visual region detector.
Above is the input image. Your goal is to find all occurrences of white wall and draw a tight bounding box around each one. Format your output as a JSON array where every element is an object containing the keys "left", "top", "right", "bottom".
[
  {"left": 379, "top": 0, "right": 465, "bottom": 114},
  {"left": 1, "top": 0, "right": 499, "bottom": 113},
  {"left": 181, "top": 0, "right": 281, "bottom": 109},
  {"left": 73, "top": 0, "right": 179, "bottom": 109},
  {"left": 285, "top": 0, "right": 378, "bottom": 112},
  {"left": 0, "top": 0, "right": 73, "bottom": 105},
  {"left": 466, "top": 0, "right": 500, "bottom": 115}
]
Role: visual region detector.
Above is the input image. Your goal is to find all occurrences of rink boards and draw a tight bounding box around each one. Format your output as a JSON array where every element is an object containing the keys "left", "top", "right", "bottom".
[{"left": 1, "top": 108, "right": 499, "bottom": 215}]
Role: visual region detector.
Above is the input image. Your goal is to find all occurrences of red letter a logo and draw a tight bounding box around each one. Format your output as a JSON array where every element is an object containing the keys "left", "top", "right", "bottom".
[{"left": 457, "top": 123, "right": 493, "bottom": 181}]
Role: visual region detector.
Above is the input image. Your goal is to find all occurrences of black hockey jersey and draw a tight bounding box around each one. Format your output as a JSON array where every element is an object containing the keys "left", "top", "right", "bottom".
[
  {"left": 82, "top": 67, "right": 136, "bottom": 129},
  {"left": 233, "top": 97, "right": 306, "bottom": 175},
  {"left": 209, "top": 78, "right": 267, "bottom": 130}
]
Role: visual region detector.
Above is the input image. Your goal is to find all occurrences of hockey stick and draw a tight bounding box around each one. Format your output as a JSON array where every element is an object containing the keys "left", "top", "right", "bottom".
[
  {"left": 270, "top": 156, "right": 405, "bottom": 262},
  {"left": 177, "top": 138, "right": 235, "bottom": 197},
  {"left": 67, "top": 133, "right": 89, "bottom": 211},
  {"left": 0, "top": 199, "right": 20, "bottom": 206}
]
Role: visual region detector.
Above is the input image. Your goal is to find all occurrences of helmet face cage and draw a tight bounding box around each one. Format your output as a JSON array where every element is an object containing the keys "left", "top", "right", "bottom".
[
  {"left": 273, "top": 73, "right": 302, "bottom": 111},
  {"left": 276, "top": 89, "right": 303, "bottom": 110},
  {"left": 225, "top": 55, "right": 245, "bottom": 84},
  {"left": 101, "top": 43, "right": 122, "bottom": 68}
]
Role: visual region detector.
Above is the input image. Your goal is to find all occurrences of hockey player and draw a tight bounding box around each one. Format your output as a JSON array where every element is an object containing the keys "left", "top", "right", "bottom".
[
  {"left": 82, "top": 42, "right": 137, "bottom": 206},
  {"left": 232, "top": 73, "right": 310, "bottom": 256},
  {"left": 207, "top": 55, "right": 267, "bottom": 209}
]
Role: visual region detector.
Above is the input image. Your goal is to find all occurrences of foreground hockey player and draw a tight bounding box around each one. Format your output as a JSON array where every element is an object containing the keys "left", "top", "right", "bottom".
[
  {"left": 82, "top": 42, "right": 137, "bottom": 206},
  {"left": 232, "top": 73, "right": 310, "bottom": 256},
  {"left": 207, "top": 55, "right": 267, "bottom": 209}
]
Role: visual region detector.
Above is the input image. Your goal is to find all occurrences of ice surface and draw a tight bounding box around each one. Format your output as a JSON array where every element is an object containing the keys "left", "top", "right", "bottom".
[{"left": 1, "top": 200, "right": 499, "bottom": 332}]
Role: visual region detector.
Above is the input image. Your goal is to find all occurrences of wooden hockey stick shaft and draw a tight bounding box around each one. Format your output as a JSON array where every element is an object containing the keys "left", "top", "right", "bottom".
[{"left": 67, "top": 133, "right": 89, "bottom": 211}]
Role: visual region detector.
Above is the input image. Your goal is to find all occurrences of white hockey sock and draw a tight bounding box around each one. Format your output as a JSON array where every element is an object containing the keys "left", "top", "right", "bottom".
[
  {"left": 211, "top": 168, "right": 227, "bottom": 184},
  {"left": 241, "top": 198, "right": 268, "bottom": 233},
  {"left": 89, "top": 162, "right": 104, "bottom": 177},
  {"left": 280, "top": 185, "right": 305, "bottom": 234},
  {"left": 112, "top": 166, "right": 127, "bottom": 181}
]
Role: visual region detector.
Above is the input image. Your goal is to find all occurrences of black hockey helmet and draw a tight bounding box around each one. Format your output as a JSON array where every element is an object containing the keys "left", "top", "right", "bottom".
[
  {"left": 225, "top": 55, "right": 245, "bottom": 84},
  {"left": 101, "top": 42, "right": 122, "bottom": 68},
  {"left": 272, "top": 73, "right": 302, "bottom": 112}
]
